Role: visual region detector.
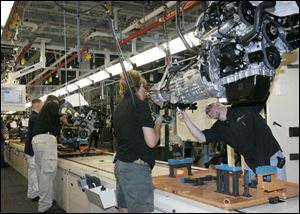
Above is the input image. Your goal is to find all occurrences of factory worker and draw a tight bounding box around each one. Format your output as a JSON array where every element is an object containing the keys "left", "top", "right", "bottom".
[
  {"left": 32, "top": 95, "right": 67, "bottom": 213},
  {"left": 178, "top": 102, "right": 286, "bottom": 185},
  {"left": 24, "top": 98, "right": 43, "bottom": 202},
  {"left": 113, "top": 70, "right": 163, "bottom": 213}
]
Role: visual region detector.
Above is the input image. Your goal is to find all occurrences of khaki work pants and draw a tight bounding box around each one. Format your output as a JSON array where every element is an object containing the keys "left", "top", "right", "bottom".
[{"left": 32, "top": 134, "right": 57, "bottom": 213}]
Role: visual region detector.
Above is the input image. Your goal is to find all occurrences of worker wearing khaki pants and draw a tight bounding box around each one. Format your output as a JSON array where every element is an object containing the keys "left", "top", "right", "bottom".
[
  {"left": 31, "top": 95, "right": 68, "bottom": 212},
  {"left": 32, "top": 133, "right": 58, "bottom": 213},
  {"left": 24, "top": 154, "right": 39, "bottom": 199}
]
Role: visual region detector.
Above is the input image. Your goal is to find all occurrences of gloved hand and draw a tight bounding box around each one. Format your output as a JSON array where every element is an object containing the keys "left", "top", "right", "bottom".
[
  {"left": 154, "top": 114, "right": 164, "bottom": 125},
  {"left": 177, "top": 107, "right": 187, "bottom": 122},
  {"left": 154, "top": 114, "right": 175, "bottom": 124}
]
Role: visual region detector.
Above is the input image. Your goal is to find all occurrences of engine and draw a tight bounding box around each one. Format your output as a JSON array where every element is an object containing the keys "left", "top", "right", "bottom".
[
  {"left": 59, "top": 104, "right": 101, "bottom": 152},
  {"left": 150, "top": 1, "right": 299, "bottom": 107}
]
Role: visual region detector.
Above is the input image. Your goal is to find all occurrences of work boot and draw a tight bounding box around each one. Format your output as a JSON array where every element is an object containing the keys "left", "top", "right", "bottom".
[
  {"left": 39, "top": 201, "right": 60, "bottom": 213},
  {"left": 1, "top": 162, "right": 9, "bottom": 168},
  {"left": 31, "top": 196, "right": 40, "bottom": 202}
]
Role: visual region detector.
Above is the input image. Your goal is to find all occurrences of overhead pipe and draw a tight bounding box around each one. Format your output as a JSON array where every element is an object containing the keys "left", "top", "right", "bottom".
[
  {"left": 1, "top": 40, "right": 119, "bottom": 55},
  {"left": 31, "top": 47, "right": 88, "bottom": 87},
  {"left": 113, "top": 1, "right": 201, "bottom": 48},
  {"left": 121, "top": 1, "right": 177, "bottom": 35},
  {"left": 84, "top": 31, "right": 113, "bottom": 43}
]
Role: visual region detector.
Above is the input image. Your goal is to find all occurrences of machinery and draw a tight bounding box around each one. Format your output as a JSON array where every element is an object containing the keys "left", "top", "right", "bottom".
[
  {"left": 58, "top": 102, "right": 101, "bottom": 152},
  {"left": 150, "top": 1, "right": 299, "bottom": 107}
]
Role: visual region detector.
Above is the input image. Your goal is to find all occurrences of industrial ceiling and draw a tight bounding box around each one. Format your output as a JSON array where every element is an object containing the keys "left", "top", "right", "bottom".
[{"left": 1, "top": 1, "right": 203, "bottom": 98}]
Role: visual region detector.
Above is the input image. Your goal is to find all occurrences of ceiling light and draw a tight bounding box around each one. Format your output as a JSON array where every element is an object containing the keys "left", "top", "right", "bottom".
[
  {"left": 26, "top": 31, "right": 201, "bottom": 109},
  {"left": 75, "top": 77, "right": 93, "bottom": 88},
  {"left": 65, "top": 83, "right": 79, "bottom": 93},
  {"left": 106, "top": 61, "right": 133, "bottom": 76},
  {"left": 54, "top": 88, "right": 67, "bottom": 96},
  {"left": 130, "top": 47, "right": 165, "bottom": 67},
  {"left": 89, "top": 71, "right": 110, "bottom": 83},
  {"left": 40, "top": 95, "right": 48, "bottom": 102}
]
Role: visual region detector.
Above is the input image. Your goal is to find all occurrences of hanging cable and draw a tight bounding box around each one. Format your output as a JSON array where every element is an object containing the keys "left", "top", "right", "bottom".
[
  {"left": 162, "top": 4, "right": 171, "bottom": 66},
  {"left": 101, "top": 3, "right": 136, "bottom": 109},
  {"left": 176, "top": 1, "right": 198, "bottom": 55},
  {"left": 63, "top": 1, "right": 69, "bottom": 96}
]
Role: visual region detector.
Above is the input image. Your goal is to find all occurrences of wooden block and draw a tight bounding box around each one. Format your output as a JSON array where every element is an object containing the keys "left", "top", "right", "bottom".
[
  {"left": 153, "top": 169, "right": 299, "bottom": 210},
  {"left": 227, "top": 145, "right": 235, "bottom": 167}
]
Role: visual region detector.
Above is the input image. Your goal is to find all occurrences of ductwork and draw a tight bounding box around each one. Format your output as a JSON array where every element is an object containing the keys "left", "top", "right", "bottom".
[
  {"left": 114, "top": 1, "right": 201, "bottom": 48},
  {"left": 84, "top": 31, "right": 113, "bottom": 43},
  {"left": 121, "top": 1, "right": 177, "bottom": 35}
]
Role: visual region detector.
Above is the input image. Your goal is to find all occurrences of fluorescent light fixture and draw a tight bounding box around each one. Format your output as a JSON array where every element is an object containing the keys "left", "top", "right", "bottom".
[
  {"left": 130, "top": 32, "right": 199, "bottom": 67},
  {"left": 26, "top": 31, "right": 201, "bottom": 109},
  {"left": 106, "top": 61, "right": 133, "bottom": 76},
  {"left": 65, "top": 83, "right": 79, "bottom": 93},
  {"left": 75, "top": 77, "right": 93, "bottom": 88},
  {"left": 1, "top": 1, "right": 14, "bottom": 35},
  {"left": 184, "top": 32, "right": 200, "bottom": 47},
  {"left": 163, "top": 32, "right": 200, "bottom": 55},
  {"left": 54, "top": 88, "right": 68, "bottom": 96},
  {"left": 89, "top": 71, "right": 110, "bottom": 83},
  {"left": 40, "top": 95, "right": 48, "bottom": 102},
  {"left": 166, "top": 37, "right": 186, "bottom": 54},
  {"left": 130, "top": 47, "right": 165, "bottom": 67}
]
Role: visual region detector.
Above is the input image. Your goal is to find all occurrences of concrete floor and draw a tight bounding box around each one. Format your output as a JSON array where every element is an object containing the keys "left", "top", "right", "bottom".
[{"left": 1, "top": 166, "right": 65, "bottom": 213}]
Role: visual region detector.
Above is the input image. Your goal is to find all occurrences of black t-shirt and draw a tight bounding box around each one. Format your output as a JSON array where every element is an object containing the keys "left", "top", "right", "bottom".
[
  {"left": 202, "top": 106, "right": 281, "bottom": 172},
  {"left": 33, "top": 101, "right": 61, "bottom": 137},
  {"left": 113, "top": 94, "right": 155, "bottom": 168},
  {"left": 24, "top": 111, "right": 38, "bottom": 156}
]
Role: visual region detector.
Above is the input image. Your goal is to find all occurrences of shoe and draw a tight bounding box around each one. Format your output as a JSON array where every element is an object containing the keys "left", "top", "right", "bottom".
[
  {"left": 31, "top": 196, "right": 40, "bottom": 202},
  {"left": 1, "top": 162, "right": 9, "bottom": 168},
  {"left": 39, "top": 202, "right": 60, "bottom": 213}
]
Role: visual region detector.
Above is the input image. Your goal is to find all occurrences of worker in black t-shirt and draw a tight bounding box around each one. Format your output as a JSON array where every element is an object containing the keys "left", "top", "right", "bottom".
[
  {"left": 32, "top": 95, "right": 68, "bottom": 213},
  {"left": 177, "top": 102, "right": 287, "bottom": 184},
  {"left": 24, "top": 98, "right": 43, "bottom": 202},
  {"left": 113, "top": 70, "right": 163, "bottom": 213}
]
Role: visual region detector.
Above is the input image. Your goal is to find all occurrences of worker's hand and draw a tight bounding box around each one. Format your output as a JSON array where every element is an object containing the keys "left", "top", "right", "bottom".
[
  {"left": 60, "top": 114, "right": 68, "bottom": 126},
  {"left": 155, "top": 115, "right": 164, "bottom": 125},
  {"left": 177, "top": 107, "right": 188, "bottom": 122}
]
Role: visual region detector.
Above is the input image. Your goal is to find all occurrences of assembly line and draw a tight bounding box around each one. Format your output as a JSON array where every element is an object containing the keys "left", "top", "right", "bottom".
[{"left": 1, "top": 1, "right": 299, "bottom": 213}]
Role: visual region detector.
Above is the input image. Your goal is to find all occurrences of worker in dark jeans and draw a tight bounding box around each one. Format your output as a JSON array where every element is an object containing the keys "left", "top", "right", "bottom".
[
  {"left": 113, "top": 70, "right": 163, "bottom": 213},
  {"left": 1, "top": 117, "right": 9, "bottom": 168},
  {"left": 177, "top": 102, "right": 287, "bottom": 184}
]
